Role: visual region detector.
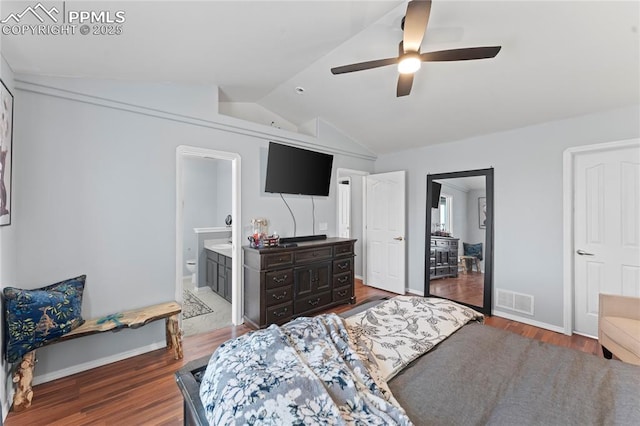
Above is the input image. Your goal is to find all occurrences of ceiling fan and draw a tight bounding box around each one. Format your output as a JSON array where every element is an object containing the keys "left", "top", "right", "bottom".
[{"left": 330, "top": 0, "right": 501, "bottom": 97}]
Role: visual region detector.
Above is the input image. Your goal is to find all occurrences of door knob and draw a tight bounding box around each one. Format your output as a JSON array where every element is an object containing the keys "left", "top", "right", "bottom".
[
  {"left": 576, "top": 249, "right": 595, "bottom": 256},
  {"left": 394, "top": 236, "right": 404, "bottom": 241}
]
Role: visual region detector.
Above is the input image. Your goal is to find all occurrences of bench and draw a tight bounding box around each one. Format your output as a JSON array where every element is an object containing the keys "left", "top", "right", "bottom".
[{"left": 12, "top": 301, "right": 182, "bottom": 411}]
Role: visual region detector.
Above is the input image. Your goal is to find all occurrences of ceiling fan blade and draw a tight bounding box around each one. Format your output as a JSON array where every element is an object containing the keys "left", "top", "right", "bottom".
[
  {"left": 420, "top": 46, "right": 502, "bottom": 62},
  {"left": 403, "top": 0, "right": 432, "bottom": 53},
  {"left": 331, "top": 57, "right": 398, "bottom": 74},
  {"left": 397, "top": 73, "right": 414, "bottom": 97}
]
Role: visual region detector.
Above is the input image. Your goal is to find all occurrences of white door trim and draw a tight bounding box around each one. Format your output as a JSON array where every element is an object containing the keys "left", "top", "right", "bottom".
[
  {"left": 336, "top": 168, "right": 370, "bottom": 282},
  {"left": 176, "top": 145, "right": 243, "bottom": 325},
  {"left": 562, "top": 138, "right": 640, "bottom": 335}
]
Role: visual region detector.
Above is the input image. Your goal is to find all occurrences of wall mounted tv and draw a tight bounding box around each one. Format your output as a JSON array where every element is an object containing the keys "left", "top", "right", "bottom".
[{"left": 265, "top": 142, "right": 334, "bottom": 196}]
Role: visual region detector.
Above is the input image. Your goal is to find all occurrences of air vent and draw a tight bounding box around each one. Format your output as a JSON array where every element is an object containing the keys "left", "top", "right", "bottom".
[{"left": 496, "top": 289, "right": 534, "bottom": 315}]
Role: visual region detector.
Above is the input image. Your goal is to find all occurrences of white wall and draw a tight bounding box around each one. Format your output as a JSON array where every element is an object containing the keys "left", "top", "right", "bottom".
[
  {"left": 465, "top": 188, "right": 486, "bottom": 271},
  {"left": 219, "top": 102, "right": 298, "bottom": 133},
  {"left": 11, "top": 74, "right": 375, "bottom": 384},
  {"left": 216, "top": 159, "right": 232, "bottom": 225},
  {"left": 375, "top": 104, "right": 640, "bottom": 329},
  {"left": 0, "top": 51, "right": 16, "bottom": 420},
  {"left": 182, "top": 157, "right": 219, "bottom": 275},
  {"left": 438, "top": 183, "right": 468, "bottom": 239}
]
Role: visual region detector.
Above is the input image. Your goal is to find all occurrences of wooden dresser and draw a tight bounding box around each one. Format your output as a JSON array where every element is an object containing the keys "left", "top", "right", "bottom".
[
  {"left": 242, "top": 238, "right": 356, "bottom": 328},
  {"left": 429, "top": 236, "right": 459, "bottom": 279}
]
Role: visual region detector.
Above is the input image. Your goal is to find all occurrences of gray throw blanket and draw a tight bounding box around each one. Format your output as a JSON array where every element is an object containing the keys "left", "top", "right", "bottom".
[{"left": 199, "top": 313, "right": 412, "bottom": 425}]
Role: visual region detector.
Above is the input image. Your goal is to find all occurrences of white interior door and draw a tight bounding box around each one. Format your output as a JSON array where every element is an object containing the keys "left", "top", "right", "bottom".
[
  {"left": 573, "top": 142, "right": 640, "bottom": 336},
  {"left": 338, "top": 180, "right": 351, "bottom": 238},
  {"left": 365, "top": 171, "right": 406, "bottom": 294}
]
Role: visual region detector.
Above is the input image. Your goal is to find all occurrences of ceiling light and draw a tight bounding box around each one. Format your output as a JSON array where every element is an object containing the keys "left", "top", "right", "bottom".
[{"left": 397, "top": 54, "right": 421, "bottom": 74}]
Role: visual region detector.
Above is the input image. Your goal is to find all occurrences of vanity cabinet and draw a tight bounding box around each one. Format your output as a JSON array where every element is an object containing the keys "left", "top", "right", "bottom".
[
  {"left": 429, "top": 236, "right": 459, "bottom": 279},
  {"left": 243, "top": 238, "right": 356, "bottom": 329},
  {"left": 206, "top": 250, "right": 232, "bottom": 303}
]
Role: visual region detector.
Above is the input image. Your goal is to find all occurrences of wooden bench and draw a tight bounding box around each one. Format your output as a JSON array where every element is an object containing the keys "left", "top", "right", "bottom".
[
  {"left": 459, "top": 255, "right": 481, "bottom": 273},
  {"left": 12, "top": 301, "right": 182, "bottom": 411}
]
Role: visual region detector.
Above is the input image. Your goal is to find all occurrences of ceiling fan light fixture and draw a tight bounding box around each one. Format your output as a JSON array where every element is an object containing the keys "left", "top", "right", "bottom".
[{"left": 397, "top": 54, "right": 421, "bottom": 74}]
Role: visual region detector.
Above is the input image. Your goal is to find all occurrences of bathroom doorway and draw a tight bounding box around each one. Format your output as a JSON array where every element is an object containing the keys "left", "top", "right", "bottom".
[{"left": 176, "top": 146, "right": 242, "bottom": 337}]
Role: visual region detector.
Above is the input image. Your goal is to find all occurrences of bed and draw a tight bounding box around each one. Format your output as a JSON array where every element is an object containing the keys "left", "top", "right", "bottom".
[{"left": 175, "top": 296, "right": 640, "bottom": 425}]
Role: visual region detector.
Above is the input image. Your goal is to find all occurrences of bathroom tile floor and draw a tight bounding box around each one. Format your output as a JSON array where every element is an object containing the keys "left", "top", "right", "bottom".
[{"left": 182, "top": 278, "right": 233, "bottom": 336}]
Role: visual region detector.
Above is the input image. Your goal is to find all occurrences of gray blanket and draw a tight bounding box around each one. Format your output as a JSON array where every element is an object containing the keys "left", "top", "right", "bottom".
[{"left": 389, "top": 322, "right": 640, "bottom": 425}]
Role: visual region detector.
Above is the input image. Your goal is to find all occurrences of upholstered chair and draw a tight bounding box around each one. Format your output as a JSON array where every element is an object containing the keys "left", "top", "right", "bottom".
[{"left": 598, "top": 293, "right": 640, "bottom": 366}]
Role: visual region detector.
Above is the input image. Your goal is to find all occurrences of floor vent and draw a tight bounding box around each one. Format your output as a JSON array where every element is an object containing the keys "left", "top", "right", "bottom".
[{"left": 496, "top": 289, "right": 534, "bottom": 315}]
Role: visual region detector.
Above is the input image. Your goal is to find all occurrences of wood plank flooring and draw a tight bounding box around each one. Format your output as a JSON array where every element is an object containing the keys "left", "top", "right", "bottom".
[
  {"left": 429, "top": 271, "right": 484, "bottom": 306},
  {"left": 5, "top": 280, "right": 602, "bottom": 425}
]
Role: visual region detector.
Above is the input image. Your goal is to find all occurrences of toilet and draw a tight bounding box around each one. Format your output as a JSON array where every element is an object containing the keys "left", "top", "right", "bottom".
[{"left": 186, "top": 259, "right": 196, "bottom": 285}]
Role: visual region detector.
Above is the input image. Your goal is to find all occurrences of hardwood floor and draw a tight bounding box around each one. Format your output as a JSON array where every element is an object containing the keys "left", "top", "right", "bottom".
[
  {"left": 429, "top": 271, "right": 484, "bottom": 306},
  {"left": 5, "top": 280, "right": 602, "bottom": 425}
]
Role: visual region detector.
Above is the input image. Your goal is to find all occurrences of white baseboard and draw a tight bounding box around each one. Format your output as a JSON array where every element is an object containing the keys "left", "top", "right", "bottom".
[
  {"left": 355, "top": 274, "right": 364, "bottom": 281},
  {"left": 32, "top": 341, "right": 166, "bottom": 386},
  {"left": 573, "top": 330, "right": 597, "bottom": 340},
  {"left": 492, "top": 310, "right": 565, "bottom": 334},
  {"left": 2, "top": 397, "right": 10, "bottom": 423},
  {"left": 405, "top": 288, "right": 424, "bottom": 296}
]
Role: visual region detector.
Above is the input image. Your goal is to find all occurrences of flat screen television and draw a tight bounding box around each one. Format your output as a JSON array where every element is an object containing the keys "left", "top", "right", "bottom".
[
  {"left": 265, "top": 142, "right": 334, "bottom": 196},
  {"left": 431, "top": 182, "right": 442, "bottom": 208}
]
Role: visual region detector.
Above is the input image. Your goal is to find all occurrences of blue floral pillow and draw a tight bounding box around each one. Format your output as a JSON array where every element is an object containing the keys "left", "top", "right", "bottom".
[
  {"left": 463, "top": 243, "right": 483, "bottom": 261},
  {"left": 4, "top": 275, "right": 86, "bottom": 363}
]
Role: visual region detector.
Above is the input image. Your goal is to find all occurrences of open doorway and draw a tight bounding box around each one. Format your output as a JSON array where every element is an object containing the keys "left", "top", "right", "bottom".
[
  {"left": 176, "top": 146, "right": 242, "bottom": 338},
  {"left": 336, "top": 168, "right": 368, "bottom": 281}
]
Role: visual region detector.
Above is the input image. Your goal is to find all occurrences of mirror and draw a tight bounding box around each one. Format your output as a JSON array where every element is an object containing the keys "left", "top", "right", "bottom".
[{"left": 425, "top": 168, "right": 493, "bottom": 315}]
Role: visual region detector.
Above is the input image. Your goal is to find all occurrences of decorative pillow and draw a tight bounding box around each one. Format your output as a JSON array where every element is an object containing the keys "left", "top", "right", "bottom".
[
  {"left": 463, "top": 243, "right": 483, "bottom": 261},
  {"left": 3, "top": 275, "right": 86, "bottom": 363}
]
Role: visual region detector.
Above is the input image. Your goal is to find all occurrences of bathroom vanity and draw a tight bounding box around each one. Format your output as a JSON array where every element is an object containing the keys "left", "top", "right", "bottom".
[
  {"left": 242, "top": 238, "right": 356, "bottom": 329},
  {"left": 205, "top": 241, "right": 233, "bottom": 303}
]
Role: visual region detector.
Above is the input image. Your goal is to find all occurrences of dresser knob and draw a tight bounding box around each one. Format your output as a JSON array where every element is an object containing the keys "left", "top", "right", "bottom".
[
  {"left": 272, "top": 291, "right": 287, "bottom": 300},
  {"left": 273, "top": 308, "right": 288, "bottom": 317}
]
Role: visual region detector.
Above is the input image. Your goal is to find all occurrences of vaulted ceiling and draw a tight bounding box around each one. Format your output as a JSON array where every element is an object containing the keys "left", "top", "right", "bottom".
[{"left": 2, "top": 1, "right": 638, "bottom": 154}]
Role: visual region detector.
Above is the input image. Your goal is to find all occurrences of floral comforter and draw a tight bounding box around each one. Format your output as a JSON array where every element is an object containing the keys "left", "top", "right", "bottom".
[
  {"left": 199, "top": 313, "right": 412, "bottom": 425},
  {"left": 345, "top": 296, "right": 484, "bottom": 380}
]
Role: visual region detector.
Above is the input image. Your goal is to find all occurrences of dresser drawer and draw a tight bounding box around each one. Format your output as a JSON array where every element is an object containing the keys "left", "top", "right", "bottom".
[
  {"left": 263, "top": 252, "right": 293, "bottom": 269},
  {"left": 265, "top": 269, "right": 293, "bottom": 290},
  {"left": 265, "top": 286, "right": 293, "bottom": 307},
  {"left": 294, "top": 292, "right": 332, "bottom": 315},
  {"left": 334, "top": 243, "right": 353, "bottom": 257},
  {"left": 333, "top": 258, "right": 352, "bottom": 273},
  {"left": 266, "top": 302, "right": 292, "bottom": 325},
  {"left": 333, "top": 285, "right": 352, "bottom": 303},
  {"left": 333, "top": 272, "right": 352, "bottom": 287},
  {"left": 295, "top": 247, "right": 333, "bottom": 263}
]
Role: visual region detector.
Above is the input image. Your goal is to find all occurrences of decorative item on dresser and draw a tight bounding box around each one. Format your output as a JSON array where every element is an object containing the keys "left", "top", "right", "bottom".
[
  {"left": 242, "top": 238, "right": 356, "bottom": 328},
  {"left": 429, "top": 236, "right": 459, "bottom": 279}
]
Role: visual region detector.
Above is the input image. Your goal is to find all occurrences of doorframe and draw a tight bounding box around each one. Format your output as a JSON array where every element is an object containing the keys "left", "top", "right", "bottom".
[
  {"left": 176, "top": 145, "right": 243, "bottom": 325},
  {"left": 562, "top": 138, "right": 639, "bottom": 335},
  {"left": 337, "top": 176, "right": 351, "bottom": 238},
  {"left": 336, "top": 168, "right": 369, "bottom": 282}
]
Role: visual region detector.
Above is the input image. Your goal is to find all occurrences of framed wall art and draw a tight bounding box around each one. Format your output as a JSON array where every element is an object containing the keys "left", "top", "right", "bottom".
[
  {"left": 478, "top": 197, "right": 487, "bottom": 229},
  {"left": 1, "top": 78, "right": 14, "bottom": 226}
]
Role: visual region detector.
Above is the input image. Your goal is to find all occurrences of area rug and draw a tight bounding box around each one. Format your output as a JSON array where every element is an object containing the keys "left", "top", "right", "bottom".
[{"left": 183, "top": 290, "right": 213, "bottom": 319}]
